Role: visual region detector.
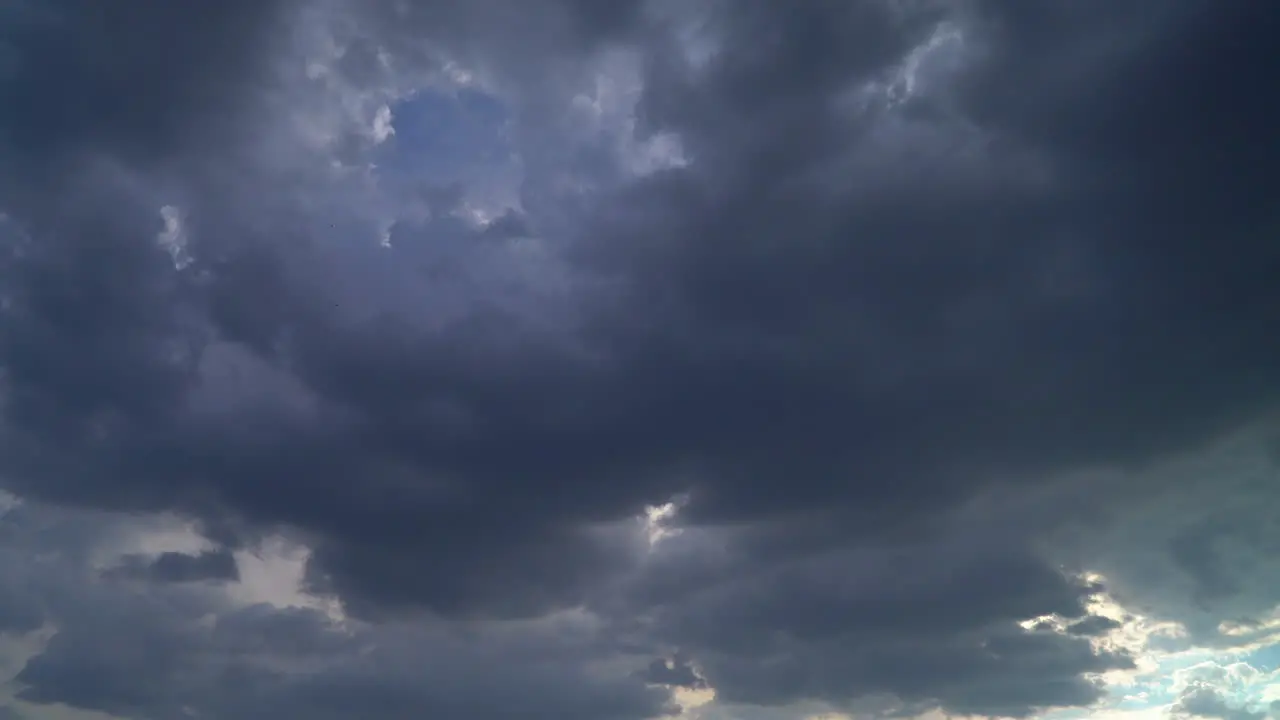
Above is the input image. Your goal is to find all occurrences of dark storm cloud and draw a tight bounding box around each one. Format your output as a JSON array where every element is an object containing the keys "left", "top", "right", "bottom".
[
  {"left": 703, "top": 627, "right": 1122, "bottom": 718},
  {"left": 607, "top": 496, "right": 1134, "bottom": 715},
  {"left": 1, "top": 0, "right": 1279, "bottom": 718},
  {"left": 105, "top": 549, "right": 240, "bottom": 584},
  {"left": 606, "top": 0, "right": 1280, "bottom": 523},
  {"left": 0, "top": 500, "right": 668, "bottom": 720},
  {"left": 16, "top": 595, "right": 669, "bottom": 720},
  {"left": 0, "top": 0, "right": 291, "bottom": 176}
]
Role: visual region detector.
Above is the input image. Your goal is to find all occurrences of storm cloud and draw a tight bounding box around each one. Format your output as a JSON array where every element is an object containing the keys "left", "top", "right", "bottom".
[{"left": 1, "top": 1, "right": 1278, "bottom": 719}]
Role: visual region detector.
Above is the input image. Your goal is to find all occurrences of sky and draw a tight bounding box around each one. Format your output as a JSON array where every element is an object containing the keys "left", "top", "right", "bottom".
[{"left": 0, "top": 1, "right": 1278, "bottom": 719}]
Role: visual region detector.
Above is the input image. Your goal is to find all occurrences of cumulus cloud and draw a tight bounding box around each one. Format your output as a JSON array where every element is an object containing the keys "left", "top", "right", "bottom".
[
  {"left": 1, "top": 1, "right": 1279, "bottom": 719},
  {"left": 1166, "top": 660, "right": 1279, "bottom": 720}
]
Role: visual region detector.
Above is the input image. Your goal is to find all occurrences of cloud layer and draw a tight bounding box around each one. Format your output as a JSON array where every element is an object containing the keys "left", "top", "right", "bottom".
[{"left": 1, "top": 1, "right": 1279, "bottom": 719}]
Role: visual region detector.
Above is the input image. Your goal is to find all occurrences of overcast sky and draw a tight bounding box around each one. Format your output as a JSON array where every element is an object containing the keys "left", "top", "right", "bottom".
[{"left": 0, "top": 1, "right": 1279, "bottom": 719}]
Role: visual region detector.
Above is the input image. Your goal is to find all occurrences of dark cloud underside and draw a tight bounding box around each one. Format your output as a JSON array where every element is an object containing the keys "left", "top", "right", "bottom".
[{"left": 1, "top": 1, "right": 1278, "bottom": 719}]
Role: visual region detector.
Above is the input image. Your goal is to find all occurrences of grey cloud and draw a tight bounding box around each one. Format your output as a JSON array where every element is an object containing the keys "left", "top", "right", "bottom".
[
  {"left": 1172, "top": 685, "right": 1267, "bottom": 720},
  {"left": 613, "top": 507, "right": 1132, "bottom": 715},
  {"left": 1171, "top": 523, "right": 1245, "bottom": 605},
  {"left": 0, "top": 501, "right": 668, "bottom": 720},
  {"left": 105, "top": 549, "right": 240, "bottom": 584},
  {"left": 0, "top": 0, "right": 290, "bottom": 176},
  {"left": 691, "top": 625, "right": 1124, "bottom": 719},
  {"left": 1053, "top": 434, "right": 1280, "bottom": 644},
  {"left": 602, "top": 0, "right": 1280, "bottom": 525},
  {"left": 17, "top": 598, "right": 669, "bottom": 720},
  {"left": 1064, "top": 615, "right": 1122, "bottom": 637},
  {"left": 640, "top": 653, "right": 705, "bottom": 689},
  {"left": 0, "top": 0, "right": 1278, "bottom": 718}
]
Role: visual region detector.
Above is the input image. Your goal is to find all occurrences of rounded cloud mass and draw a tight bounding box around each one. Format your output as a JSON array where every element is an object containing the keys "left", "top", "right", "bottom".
[{"left": 1, "top": 2, "right": 1279, "bottom": 720}]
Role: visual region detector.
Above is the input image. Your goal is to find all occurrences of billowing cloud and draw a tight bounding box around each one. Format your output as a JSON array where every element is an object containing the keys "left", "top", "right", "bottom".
[
  {"left": 0, "top": 499, "right": 669, "bottom": 720},
  {"left": 1, "top": 1, "right": 1278, "bottom": 719}
]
